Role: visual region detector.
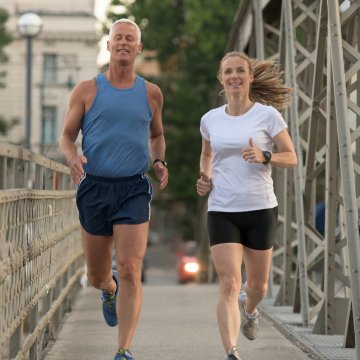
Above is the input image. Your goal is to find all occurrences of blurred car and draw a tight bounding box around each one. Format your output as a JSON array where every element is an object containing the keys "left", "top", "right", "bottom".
[
  {"left": 177, "top": 241, "right": 199, "bottom": 284},
  {"left": 112, "top": 251, "right": 147, "bottom": 283}
]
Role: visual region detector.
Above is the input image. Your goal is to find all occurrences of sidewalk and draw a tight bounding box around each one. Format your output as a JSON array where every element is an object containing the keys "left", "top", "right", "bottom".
[
  {"left": 259, "top": 296, "right": 357, "bottom": 360},
  {"left": 43, "top": 284, "right": 313, "bottom": 360}
]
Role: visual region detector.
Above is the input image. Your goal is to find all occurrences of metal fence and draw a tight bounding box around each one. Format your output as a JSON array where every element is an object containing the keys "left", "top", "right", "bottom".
[
  {"left": 206, "top": 0, "right": 360, "bottom": 357},
  {"left": 0, "top": 142, "right": 84, "bottom": 360}
]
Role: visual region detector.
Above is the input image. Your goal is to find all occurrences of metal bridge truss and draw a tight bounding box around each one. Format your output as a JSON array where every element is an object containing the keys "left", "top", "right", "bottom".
[{"left": 220, "top": 0, "right": 360, "bottom": 356}]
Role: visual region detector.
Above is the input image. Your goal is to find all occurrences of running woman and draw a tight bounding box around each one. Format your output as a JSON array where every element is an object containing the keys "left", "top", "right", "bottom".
[
  {"left": 196, "top": 52, "right": 297, "bottom": 360},
  {"left": 59, "top": 19, "right": 168, "bottom": 360}
]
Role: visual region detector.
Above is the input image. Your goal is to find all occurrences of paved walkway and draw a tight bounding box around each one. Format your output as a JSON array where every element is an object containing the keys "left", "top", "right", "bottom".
[{"left": 43, "top": 284, "right": 313, "bottom": 360}]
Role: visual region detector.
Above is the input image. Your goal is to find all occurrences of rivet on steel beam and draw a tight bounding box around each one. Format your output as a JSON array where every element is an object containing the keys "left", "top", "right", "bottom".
[
  {"left": 347, "top": 209, "right": 352, "bottom": 212},
  {"left": 358, "top": 330, "right": 360, "bottom": 334},
  {"left": 329, "top": 266, "right": 333, "bottom": 270},
  {"left": 7, "top": 148, "right": 10, "bottom": 153},
  {"left": 330, "top": 177, "right": 334, "bottom": 180},
  {"left": 332, "top": 33, "right": 337, "bottom": 36},
  {"left": 331, "top": 23, "right": 336, "bottom": 26},
  {"left": 343, "top": 155, "right": 347, "bottom": 158},
  {"left": 328, "top": 302, "right": 332, "bottom": 306},
  {"left": 337, "top": 92, "right": 342, "bottom": 95},
  {"left": 357, "top": 316, "right": 360, "bottom": 321},
  {"left": 328, "top": 325, "right": 332, "bottom": 329},
  {"left": 336, "top": 82, "right": 341, "bottom": 85},
  {"left": 330, "top": 191, "right": 333, "bottom": 194},
  {"left": 342, "top": 144, "right": 346, "bottom": 146},
  {"left": 328, "top": 314, "right": 332, "bottom": 318},
  {"left": 28, "top": 153, "right": 31, "bottom": 157},
  {"left": 329, "top": 252, "right": 333, "bottom": 256},
  {"left": 352, "top": 269, "right": 358, "bottom": 273}
]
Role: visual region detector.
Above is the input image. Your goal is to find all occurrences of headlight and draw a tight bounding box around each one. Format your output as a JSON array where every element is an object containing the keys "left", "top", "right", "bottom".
[{"left": 184, "top": 262, "right": 199, "bottom": 273}]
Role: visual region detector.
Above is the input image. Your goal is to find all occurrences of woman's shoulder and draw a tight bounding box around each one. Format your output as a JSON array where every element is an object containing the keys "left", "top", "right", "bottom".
[{"left": 201, "top": 105, "right": 225, "bottom": 121}]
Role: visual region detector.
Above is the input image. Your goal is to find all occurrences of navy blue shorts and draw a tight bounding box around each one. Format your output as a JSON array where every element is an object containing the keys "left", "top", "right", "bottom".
[{"left": 76, "top": 173, "right": 153, "bottom": 236}]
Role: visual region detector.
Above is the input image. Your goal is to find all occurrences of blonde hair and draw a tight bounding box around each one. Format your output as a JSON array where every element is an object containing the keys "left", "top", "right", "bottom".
[{"left": 218, "top": 52, "right": 293, "bottom": 111}]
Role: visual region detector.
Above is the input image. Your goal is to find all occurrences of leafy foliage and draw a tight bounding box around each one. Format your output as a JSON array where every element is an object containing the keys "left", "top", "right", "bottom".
[
  {"left": 0, "top": 8, "right": 16, "bottom": 134},
  {"left": 106, "top": 0, "right": 239, "bottom": 208}
]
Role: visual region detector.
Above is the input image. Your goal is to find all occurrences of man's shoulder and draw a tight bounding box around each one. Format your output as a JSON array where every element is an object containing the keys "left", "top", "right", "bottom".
[
  {"left": 70, "top": 78, "right": 97, "bottom": 103},
  {"left": 144, "top": 80, "right": 162, "bottom": 101},
  {"left": 74, "top": 78, "right": 97, "bottom": 94}
]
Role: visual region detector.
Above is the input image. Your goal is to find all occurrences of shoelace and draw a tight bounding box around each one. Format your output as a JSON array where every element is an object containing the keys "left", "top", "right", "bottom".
[
  {"left": 227, "top": 345, "right": 239, "bottom": 359},
  {"left": 117, "top": 349, "right": 134, "bottom": 360},
  {"left": 245, "top": 312, "right": 259, "bottom": 327},
  {"left": 102, "top": 291, "right": 116, "bottom": 310}
]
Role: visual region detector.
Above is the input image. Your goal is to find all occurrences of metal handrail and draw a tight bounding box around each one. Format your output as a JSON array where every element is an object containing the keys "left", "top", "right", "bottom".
[{"left": 0, "top": 142, "right": 83, "bottom": 360}]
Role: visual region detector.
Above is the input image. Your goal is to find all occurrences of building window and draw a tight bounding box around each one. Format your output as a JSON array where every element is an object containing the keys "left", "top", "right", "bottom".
[
  {"left": 43, "top": 54, "right": 58, "bottom": 83},
  {"left": 42, "top": 107, "right": 57, "bottom": 143}
]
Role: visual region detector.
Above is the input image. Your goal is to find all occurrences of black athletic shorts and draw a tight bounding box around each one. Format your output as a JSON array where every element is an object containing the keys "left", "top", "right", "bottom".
[
  {"left": 207, "top": 207, "right": 278, "bottom": 250},
  {"left": 76, "top": 173, "right": 152, "bottom": 236}
]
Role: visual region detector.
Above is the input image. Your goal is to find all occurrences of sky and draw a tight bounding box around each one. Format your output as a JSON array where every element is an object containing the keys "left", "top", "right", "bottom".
[{"left": 95, "top": 0, "right": 111, "bottom": 66}]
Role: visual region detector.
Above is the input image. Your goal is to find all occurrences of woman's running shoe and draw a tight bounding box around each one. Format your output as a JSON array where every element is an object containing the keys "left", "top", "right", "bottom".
[
  {"left": 238, "top": 291, "right": 259, "bottom": 340},
  {"left": 101, "top": 270, "right": 118, "bottom": 326},
  {"left": 114, "top": 348, "right": 134, "bottom": 360},
  {"left": 225, "top": 346, "right": 240, "bottom": 360}
]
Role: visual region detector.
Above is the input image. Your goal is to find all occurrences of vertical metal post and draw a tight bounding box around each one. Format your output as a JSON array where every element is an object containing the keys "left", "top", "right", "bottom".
[
  {"left": 284, "top": 0, "right": 310, "bottom": 326},
  {"left": 26, "top": 37, "right": 32, "bottom": 150},
  {"left": 324, "top": 52, "right": 337, "bottom": 335},
  {"left": 14, "top": 159, "right": 28, "bottom": 189},
  {"left": 44, "top": 168, "right": 55, "bottom": 190},
  {"left": 9, "top": 322, "right": 22, "bottom": 359},
  {"left": 327, "top": 0, "right": 360, "bottom": 356},
  {"left": 29, "top": 304, "right": 38, "bottom": 360},
  {"left": 253, "top": 0, "right": 265, "bottom": 60},
  {"left": 0, "top": 156, "right": 6, "bottom": 190},
  {"left": 35, "top": 164, "right": 44, "bottom": 190}
]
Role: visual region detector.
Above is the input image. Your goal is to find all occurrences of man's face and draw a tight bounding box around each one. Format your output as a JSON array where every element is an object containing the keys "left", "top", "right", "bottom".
[{"left": 107, "top": 23, "right": 142, "bottom": 65}]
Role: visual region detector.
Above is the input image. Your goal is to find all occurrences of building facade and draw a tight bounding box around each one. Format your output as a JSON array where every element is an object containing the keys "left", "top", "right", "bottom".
[{"left": 0, "top": 0, "right": 100, "bottom": 160}]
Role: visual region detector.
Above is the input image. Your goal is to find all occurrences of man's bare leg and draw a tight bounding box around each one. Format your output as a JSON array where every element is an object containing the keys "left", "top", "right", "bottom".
[
  {"left": 113, "top": 222, "right": 148, "bottom": 351},
  {"left": 81, "top": 227, "right": 116, "bottom": 295}
]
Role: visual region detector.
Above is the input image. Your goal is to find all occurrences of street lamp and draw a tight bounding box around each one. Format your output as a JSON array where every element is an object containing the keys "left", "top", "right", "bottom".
[{"left": 17, "top": 13, "right": 43, "bottom": 150}]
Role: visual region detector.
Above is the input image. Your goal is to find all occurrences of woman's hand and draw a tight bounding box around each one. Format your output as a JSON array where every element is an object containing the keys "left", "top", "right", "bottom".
[
  {"left": 197, "top": 171, "right": 211, "bottom": 196},
  {"left": 242, "top": 137, "right": 266, "bottom": 163}
]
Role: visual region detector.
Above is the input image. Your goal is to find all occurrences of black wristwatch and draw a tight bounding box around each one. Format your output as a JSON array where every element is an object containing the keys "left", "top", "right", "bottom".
[
  {"left": 262, "top": 151, "right": 272, "bottom": 165},
  {"left": 153, "top": 159, "right": 167, "bottom": 168}
]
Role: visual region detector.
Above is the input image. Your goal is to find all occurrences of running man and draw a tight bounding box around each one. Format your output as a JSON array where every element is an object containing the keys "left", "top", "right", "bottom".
[{"left": 59, "top": 19, "right": 168, "bottom": 360}]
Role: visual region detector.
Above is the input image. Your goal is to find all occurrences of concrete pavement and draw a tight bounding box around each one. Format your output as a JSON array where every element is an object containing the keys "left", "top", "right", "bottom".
[{"left": 43, "top": 284, "right": 313, "bottom": 360}]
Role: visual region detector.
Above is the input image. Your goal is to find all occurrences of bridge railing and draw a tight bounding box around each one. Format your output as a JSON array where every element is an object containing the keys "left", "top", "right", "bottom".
[{"left": 0, "top": 142, "right": 84, "bottom": 360}]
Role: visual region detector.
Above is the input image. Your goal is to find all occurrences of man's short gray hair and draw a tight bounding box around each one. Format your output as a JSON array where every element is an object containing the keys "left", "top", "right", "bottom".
[{"left": 109, "top": 19, "right": 141, "bottom": 44}]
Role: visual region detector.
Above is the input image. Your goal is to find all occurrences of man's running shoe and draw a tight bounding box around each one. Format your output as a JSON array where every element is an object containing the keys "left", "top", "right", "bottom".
[
  {"left": 238, "top": 291, "right": 259, "bottom": 340},
  {"left": 225, "top": 346, "right": 240, "bottom": 360},
  {"left": 114, "top": 348, "right": 134, "bottom": 360},
  {"left": 101, "top": 270, "right": 118, "bottom": 326}
]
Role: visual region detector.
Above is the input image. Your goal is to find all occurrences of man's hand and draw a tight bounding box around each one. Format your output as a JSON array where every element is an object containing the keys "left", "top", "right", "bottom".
[
  {"left": 154, "top": 161, "right": 168, "bottom": 190},
  {"left": 242, "top": 137, "right": 266, "bottom": 163},
  {"left": 197, "top": 171, "right": 211, "bottom": 196},
  {"left": 68, "top": 155, "right": 87, "bottom": 185}
]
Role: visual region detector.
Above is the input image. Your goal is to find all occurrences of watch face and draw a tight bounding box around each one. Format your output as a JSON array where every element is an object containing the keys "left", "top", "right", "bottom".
[{"left": 265, "top": 152, "right": 271, "bottom": 161}]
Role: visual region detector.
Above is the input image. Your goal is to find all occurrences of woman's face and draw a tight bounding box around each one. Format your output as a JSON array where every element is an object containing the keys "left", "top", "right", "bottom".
[{"left": 219, "top": 57, "right": 254, "bottom": 97}]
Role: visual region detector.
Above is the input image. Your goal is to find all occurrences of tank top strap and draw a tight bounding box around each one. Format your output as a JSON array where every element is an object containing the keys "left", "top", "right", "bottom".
[
  {"left": 137, "top": 76, "right": 153, "bottom": 118},
  {"left": 94, "top": 73, "right": 107, "bottom": 91}
]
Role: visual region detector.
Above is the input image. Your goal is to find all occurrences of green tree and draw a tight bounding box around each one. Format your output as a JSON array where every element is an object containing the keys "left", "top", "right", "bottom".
[
  {"left": 106, "top": 0, "right": 239, "bottom": 235},
  {"left": 0, "top": 7, "right": 18, "bottom": 136}
]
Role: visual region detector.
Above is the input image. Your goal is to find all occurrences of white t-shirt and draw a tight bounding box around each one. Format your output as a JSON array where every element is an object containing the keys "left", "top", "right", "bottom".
[{"left": 200, "top": 102, "right": 287, "bottom": 212}]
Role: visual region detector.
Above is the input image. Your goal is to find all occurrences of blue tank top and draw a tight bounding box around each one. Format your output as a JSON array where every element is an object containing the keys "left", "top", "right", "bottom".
[{"left": 81, "top": 74, "right": 152, "bottom": 178}]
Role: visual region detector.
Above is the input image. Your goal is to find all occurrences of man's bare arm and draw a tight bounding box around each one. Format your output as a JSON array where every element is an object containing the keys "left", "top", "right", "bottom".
[
  {"left": 148, "top": 83, "right": 168, "bottom": 189},
  {"left": 59, "top": 80, "right": 93, "bottom": 184}
]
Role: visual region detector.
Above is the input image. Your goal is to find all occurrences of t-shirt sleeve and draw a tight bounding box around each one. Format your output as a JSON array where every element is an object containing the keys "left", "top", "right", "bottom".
[
  {"left": 267, "top": 106, "right": 288, "bottom": 139},
  {"left": 200, "top": 114, "right": 210, "bottom": 141}
]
